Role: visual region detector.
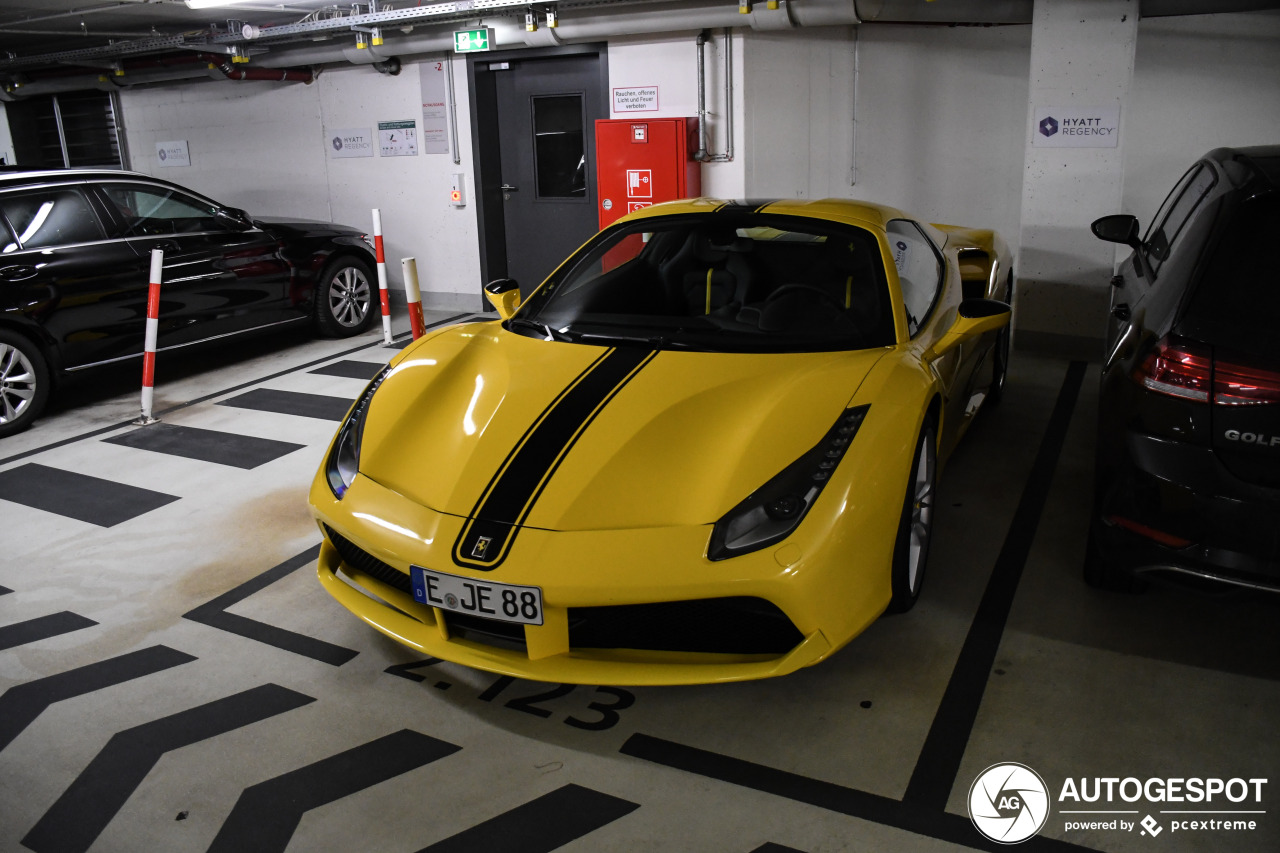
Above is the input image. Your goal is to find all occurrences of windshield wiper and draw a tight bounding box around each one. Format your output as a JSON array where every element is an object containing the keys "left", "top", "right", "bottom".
[
  {"left": 506, "top": 317, "right": 575, "bottom": 342},
  {"left": 577, "top": 331, "right": 686, "bottom": 349}
]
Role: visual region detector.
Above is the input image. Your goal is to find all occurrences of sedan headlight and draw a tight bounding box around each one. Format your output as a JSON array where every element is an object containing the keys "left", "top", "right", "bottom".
[
  {"left": 326, "top": 366, "right": 390, "bottom": 498},
  {"left": 708, "top": 405, "right": 869, "bottom": 560}
]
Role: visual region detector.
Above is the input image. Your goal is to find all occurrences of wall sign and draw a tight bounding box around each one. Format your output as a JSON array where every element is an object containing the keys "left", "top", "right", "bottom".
[
  {"left": 155, "top": 140, "right": 190, "bottom": 167},
  {"left": 613, "top": 86, "right": 659, "bottom": 113},
  {"left": 419, "top": 61, "right": 450, "bottom": 155},
  {"left": 378, "top": 120, "right": 418, "bottom": 157},
  {"left": 326, "top": 127, "right": 374, "bottom": 159},
  {"left": 1032, "top": 105, "right": 1121, "bottom": 148}
]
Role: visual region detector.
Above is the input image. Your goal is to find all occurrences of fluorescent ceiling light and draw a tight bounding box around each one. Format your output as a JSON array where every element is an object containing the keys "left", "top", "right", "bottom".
[{"left": 185, "top": 0, "right": 263, "bottom": 9}]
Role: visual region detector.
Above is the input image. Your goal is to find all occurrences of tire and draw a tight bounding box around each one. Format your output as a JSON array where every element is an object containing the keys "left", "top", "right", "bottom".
[
  {"left": 314, "top": 256, "right": 376, "bottom": 337},
  {"left": 1082, "top": 524, "right": 1147, "bottom": 593},
  {"left": 888, "top": 420, "right": 937, "bottom": 613},
  {"left": 0, "top": 329, "right": 51, "bottom": 438}
]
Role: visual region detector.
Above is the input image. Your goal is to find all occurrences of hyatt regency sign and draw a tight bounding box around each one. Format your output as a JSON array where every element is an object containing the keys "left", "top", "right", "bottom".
[{"left": 1032, "top": 105, "right": 1121, "bottom": 148}]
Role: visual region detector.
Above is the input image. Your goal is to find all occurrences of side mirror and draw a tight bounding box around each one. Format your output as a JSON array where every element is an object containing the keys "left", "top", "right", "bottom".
[
  {"left": 927, "top": 298, "right": 1011, "bottom": 360},
  {"left": 1091, "top": 214, "right": 1141, "bottom": 249},
  {"left": 216, "top": 206, "right": 253, "bottom": 230},
  {"left": 484, "top": 278, "right": 522, "bottom": 319}
]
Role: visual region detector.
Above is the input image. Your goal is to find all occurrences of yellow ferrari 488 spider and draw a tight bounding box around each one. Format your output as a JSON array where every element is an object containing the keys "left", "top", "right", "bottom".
[{"left": 309, "top": 198, "right": 1013, "bottom": 685}]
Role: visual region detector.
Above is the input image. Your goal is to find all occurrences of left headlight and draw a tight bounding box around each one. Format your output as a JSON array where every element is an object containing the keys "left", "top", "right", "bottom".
[
  {"left": 708, "top": 405, "right": 869, "bottom": 561},
  {"left": 325, "top": 365, "right": 391, "bottom": 499}
]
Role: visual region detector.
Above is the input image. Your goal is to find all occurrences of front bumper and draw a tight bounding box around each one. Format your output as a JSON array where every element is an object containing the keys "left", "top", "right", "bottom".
[{"left": 309, "top": 466, "right": 896, "bottom": 685}]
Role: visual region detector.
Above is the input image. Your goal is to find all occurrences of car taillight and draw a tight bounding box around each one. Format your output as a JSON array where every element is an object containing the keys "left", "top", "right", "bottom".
[
  {"left": 1214, "top": 357, "right": 1280, "bottom": 406},
  {"left": 1135, "top": 337, "right": 1280, "bottom": 406},
  {"left": 1135, "top": 338, "right": 1212, "bottom": 402}
]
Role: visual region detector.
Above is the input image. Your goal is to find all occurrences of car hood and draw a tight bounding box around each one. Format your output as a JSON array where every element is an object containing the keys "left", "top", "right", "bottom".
[
  {"left": 253, "top": 216, "right": 365, "bottom": 239},
  {"left": 359, "top": 323, "right": 886, "bottom": 531}
]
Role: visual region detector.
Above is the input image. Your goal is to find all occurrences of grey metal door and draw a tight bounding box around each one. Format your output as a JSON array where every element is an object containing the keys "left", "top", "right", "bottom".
[{"left": 491, "top": 53, "right": 605, "bottom": 291}]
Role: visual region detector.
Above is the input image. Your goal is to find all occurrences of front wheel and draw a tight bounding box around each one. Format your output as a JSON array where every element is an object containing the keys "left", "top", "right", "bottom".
[
  {"left": 0, "top": 329, "right": 51, "bottom": 438},
  {"left": 314, "top": 256, "right": 376, "bottom": 337},
  {"left": 887, "top": 420, "right": 937, "bottom": 613}
]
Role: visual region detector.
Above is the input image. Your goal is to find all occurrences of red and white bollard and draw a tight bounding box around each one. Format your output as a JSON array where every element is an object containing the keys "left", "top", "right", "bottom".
[
  {"left": 400, "top": 257, "right": 426, "bottom": 340},
  {"left": 372, "top": 208, "right": 393, "bottom": 346},
  {"left": 135, "top": 248, "right": 163, "bottom": 425}
]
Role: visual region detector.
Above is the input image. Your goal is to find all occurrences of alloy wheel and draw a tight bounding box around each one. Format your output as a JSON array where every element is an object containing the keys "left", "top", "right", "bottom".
[
  {"left": 0, "top": 342, "right": 37, "bottom": 426},
  {"left": 328, "top": 266, "right": 373, "bottom": 328}
]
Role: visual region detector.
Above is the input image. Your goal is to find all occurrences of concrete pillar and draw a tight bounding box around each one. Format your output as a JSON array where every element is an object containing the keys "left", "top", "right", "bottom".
[{"left": 1015, "top": 0, "right": 1138, "bottom": 359}]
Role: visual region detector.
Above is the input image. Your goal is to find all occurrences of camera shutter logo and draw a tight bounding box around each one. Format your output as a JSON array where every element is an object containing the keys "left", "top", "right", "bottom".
[{"left": 969, "top": 763, "right": 1051, "bottom": 844}]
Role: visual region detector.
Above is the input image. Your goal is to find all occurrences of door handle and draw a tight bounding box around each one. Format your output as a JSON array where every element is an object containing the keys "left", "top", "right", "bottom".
[
  {"left": 499, "top": 184, "right": 519, "bottom": 192},
  {"left": 149, "top": 240, "right": 180, "bottom": 253},
  {"left": 0, "top": 264, "right": 38, "bottom": 282}
]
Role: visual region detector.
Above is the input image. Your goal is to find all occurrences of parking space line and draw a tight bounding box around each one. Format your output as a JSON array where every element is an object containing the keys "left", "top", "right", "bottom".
[
  {"left": 0, "top": 463, "right": 180, "bottom": 527},
  {"left": 414, "top": 783, "right": 640, "bottom": 853},
  {"left": 620, "top": 733, "right": 1097, "bottom": 853},
  {"left": 183, "top": 543, "right": 359, "bottom": 666},
  {"left": 904, "top": 361, "right": 1087, "bottom": 811},
  {"left": 0, "top": 646, "right": 197, "bottom": 752},
  {"left": 102, "top": 423, "right": 306, "bottom": 469},
  {"left": 209, "top": 729, "right": 462, "bottom": 853},
  {"left": 0, "top": 611, "right": 98, "bottom": 652},
  {"left": 21, "top": 683, "right": 316, "bottom": 853}
]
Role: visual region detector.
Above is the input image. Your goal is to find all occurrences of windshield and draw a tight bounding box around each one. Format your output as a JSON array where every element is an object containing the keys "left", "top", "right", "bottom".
[{"left": 509, "top": 213, "right": 896, "bottom": 353}]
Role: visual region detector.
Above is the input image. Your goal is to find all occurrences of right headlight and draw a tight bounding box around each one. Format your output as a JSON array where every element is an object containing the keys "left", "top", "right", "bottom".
[
  {"left": 325, "top": 365, "right": 390, "bottom": 499},
  {"left": 708, "top": 405, "right": 869, "bottom": 560}
]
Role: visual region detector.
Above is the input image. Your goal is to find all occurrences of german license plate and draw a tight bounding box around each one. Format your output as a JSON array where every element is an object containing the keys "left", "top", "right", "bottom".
[{"left": 409, "top": 566, "right": 544, "bottom": 626}]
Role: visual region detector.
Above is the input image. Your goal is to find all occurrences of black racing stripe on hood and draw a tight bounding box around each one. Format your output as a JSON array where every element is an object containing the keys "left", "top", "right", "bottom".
[
  {"left": 718, "top": 199, "right": 782, "bottom": 214},
  {"left": 452, "top": 346, "right": 656, "bottom": 571}
]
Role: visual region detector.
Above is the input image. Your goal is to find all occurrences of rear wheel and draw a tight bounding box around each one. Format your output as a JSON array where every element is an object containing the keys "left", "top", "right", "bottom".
[
  {"left": 0, "top": 329, "right": 50, "bottom": 438},
  {"left": 314, "top": 256, "right": 376, "bottom": 337},
  {"left": 888, "top": 420, "right": 937, "bottom": 613}
]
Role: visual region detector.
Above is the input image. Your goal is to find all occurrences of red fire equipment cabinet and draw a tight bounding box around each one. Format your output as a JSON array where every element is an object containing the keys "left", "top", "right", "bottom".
[{"left": 594, "top": 117, "right": 702, "bottom": 230}]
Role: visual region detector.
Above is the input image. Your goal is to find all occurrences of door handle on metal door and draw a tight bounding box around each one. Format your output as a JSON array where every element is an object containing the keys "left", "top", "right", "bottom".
[
  {"left": 499, "top": 184, "right": 519, "bottom": 192},
  {"left": 0, "top": 265, "right": 38, "bottom": 281}
]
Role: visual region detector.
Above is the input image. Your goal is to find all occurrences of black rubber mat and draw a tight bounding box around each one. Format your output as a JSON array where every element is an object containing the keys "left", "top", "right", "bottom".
[
  {"left": 103, "top": 423, "right": 305, "bottom": 469},
  {"left": 216, "top": 388, "right": 355, "bottom": 421},
  {"left": 0, "top": 463, "right": 180, "bottom": 527}
]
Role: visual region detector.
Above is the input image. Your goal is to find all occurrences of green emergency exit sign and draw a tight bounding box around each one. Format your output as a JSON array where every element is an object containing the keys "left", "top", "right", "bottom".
[{"left": 454, "top": 28, "right": 494, "bottom": 53}]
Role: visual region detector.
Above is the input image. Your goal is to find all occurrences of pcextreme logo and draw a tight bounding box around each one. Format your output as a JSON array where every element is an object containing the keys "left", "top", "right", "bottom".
[
  {"left": 968, "top": 764, "right": 1269, "bottom": 844},
  {"left": 969, "top": 763, "right": 1051, "bottom": 844}
]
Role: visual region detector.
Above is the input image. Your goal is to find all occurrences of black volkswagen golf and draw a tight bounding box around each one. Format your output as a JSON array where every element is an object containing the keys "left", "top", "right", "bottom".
[
  {"left": 0, "top": 169, "right": 378, "bottom": 437},
  {"left": 1088, "top": 145, "right": 1280, "bottom": 593}
]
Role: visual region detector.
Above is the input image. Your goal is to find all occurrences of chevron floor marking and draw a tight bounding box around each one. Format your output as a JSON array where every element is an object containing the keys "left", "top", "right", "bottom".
[
  {"left": 21, "top": 683, "right": 315, "bottom": 853},
  {"left": 414, "top": 783, "right": 640, "bottom": 853},
  {"left": 0, "top": 612, "right": 97, "bottom": 652},
  {"left": 208, "top": 728, "right": 462, "bottom": 853},
  {"left": 0, "top": 645, "right": 196, "bottom": 752}
]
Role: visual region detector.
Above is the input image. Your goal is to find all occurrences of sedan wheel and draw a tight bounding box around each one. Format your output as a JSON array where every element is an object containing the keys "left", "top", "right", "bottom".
[
  {"left": 315, "top": 258, "right": 376, "bottom": 337},
  {"left": 0, "top": 330, "right": 51, "bottom": 438},
  {"left": 888, "top": 420, "right": 937, "bottom": 613}
]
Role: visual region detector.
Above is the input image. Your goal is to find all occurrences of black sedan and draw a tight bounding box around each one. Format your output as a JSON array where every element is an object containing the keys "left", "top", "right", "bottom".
[
  {"left": 0, "top": 169, "right": 377, "bottom": 436},
  {"left": 1088, "top": 145, "right": 1280, "bottom": 593}
]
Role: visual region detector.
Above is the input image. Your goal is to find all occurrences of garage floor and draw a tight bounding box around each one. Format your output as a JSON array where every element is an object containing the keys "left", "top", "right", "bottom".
[{"left": 1, "top": 310, "right": 1276, "bottom": 853}]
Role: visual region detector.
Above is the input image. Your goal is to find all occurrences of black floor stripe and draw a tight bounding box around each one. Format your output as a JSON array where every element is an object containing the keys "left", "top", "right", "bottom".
[
  {"left": 621, "top": 734, "right": 1095, "bottom": 853},
  {"left": 209, "top": 729, "right": 461, "bottom": 853},
  {"left": 904, "top": 360, "right": 1087, "bottom": 811},
  {"left": 217, "top": 388, "right": 356, "bottom": 421},
  {"left": 751, "top": 844, "right": 808, "bottom": 853},
  {"left": 0, "top": 612, "right": 97, "bottom": 652},
  {"left": 0, "top": 584, "right": 11, "bottom": 595},
  {"left": 308, "top": 360, "right": 387, "bottom": 380},
  {"left": 21, "top": 683, "right": 314, "bottom": 853},
  {"left": 391, "top": 314, "right": 488, "bottom": 350},
  {"left": 415, "top": 784, "right": 639, "bottom": 853},
  {"left": 183, "top": 543, "right": 358, "bottom": 666},
  {"left": 0, "top": 463, "right": 180, "bottom": 527},
  {"left": 102, "top": 423, "right": 306, "bottom": 469},
  {"left": 0, "top": 646, "right": 196, "bottom": 751},
  {"left": 0, "top": 313, "right": 470, "bottom": 469}
]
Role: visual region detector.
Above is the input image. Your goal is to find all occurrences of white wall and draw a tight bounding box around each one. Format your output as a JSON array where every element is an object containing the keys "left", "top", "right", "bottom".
[
  {"left": 117, "top": 58, "right": 481, "bottom": 311},
  {"left": 0, "top": 103, "right": 14, "bottom": 166},
  {"left": 606, "top": 30, "right": 745, "bottom": 199},
  {"left": 1122, "top": 10, "right": 1280, "bottom": 226}
]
